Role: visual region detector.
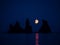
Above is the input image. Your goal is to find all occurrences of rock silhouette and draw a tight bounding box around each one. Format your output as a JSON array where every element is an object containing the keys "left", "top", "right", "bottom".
[
  {"left": 14, "top": 21, "right": 24, "bottom": 33},
  {"left": 38, "top": 20, "right": 51, "bottom": 33},
  {"left": 8, "top": 21, "right": 24, "bottom": 33},
  {"left": 8, "top": 19, "right": 32, "bottom": 33},
  {"left": 25, "top": 18, "right": 32, "bottom": 33},
  {"left": 8, "top": 24, "right": 14, "bottom": 33},
  {"left": 8, "top": 19, "right": 51, "bottom": 33}
]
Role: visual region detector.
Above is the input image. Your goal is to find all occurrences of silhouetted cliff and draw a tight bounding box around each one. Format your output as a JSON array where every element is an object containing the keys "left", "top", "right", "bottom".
[
  {"left": 8, "top": 19, "right": 32, "bottom": 33},
  {"left": 38, "top": 20, "right": 51, "bottom": 33},
  {"left": 25, "top": 18, "right": 32, "bottom": 33},
  {"left": 8, "top": 19, "right": 51, "bottom": 33},
  {"left": 8, "top": 21, "right": 24, "bottom": 33},
  {"left": 8, "top": 24, "right": 14, "bottom": 33}
]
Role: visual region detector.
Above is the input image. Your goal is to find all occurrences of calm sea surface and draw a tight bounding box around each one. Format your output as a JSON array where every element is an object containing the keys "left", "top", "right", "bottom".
[{"left": 0, "top": 33, "right": 60, "bottom": 45}]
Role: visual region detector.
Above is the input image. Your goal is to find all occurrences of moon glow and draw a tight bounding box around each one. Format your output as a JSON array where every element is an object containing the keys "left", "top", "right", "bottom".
[{"left": 34, "top": 19, "right": 39, "bottom": 24}]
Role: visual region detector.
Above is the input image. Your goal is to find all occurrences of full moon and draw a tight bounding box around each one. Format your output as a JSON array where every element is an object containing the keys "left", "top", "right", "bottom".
[{"left": 34, "top": 19, "right": 39, "bottom": 24}]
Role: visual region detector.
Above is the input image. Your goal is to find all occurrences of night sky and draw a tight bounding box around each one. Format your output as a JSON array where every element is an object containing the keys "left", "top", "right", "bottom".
[
  {"left": 1, "top": 0, "right": 60, "bottom": 32},
  {"left": 0, "top": 0, "right": 60, "bottom": 45}
]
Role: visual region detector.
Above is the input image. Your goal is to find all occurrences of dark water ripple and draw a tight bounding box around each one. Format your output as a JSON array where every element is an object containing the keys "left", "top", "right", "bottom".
[{"left": 0, "top": 33, "right": 60, "bottom": 45}]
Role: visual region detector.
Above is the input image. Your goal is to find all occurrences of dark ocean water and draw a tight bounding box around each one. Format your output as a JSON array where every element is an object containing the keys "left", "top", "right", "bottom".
[{"left": 0, "top": 33, "right": 60, "bottom": 45}]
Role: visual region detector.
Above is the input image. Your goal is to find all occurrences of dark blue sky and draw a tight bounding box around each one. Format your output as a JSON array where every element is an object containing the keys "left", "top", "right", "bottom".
[{"left": 1, "top": 0, "right": 60, "bottom": 32}]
